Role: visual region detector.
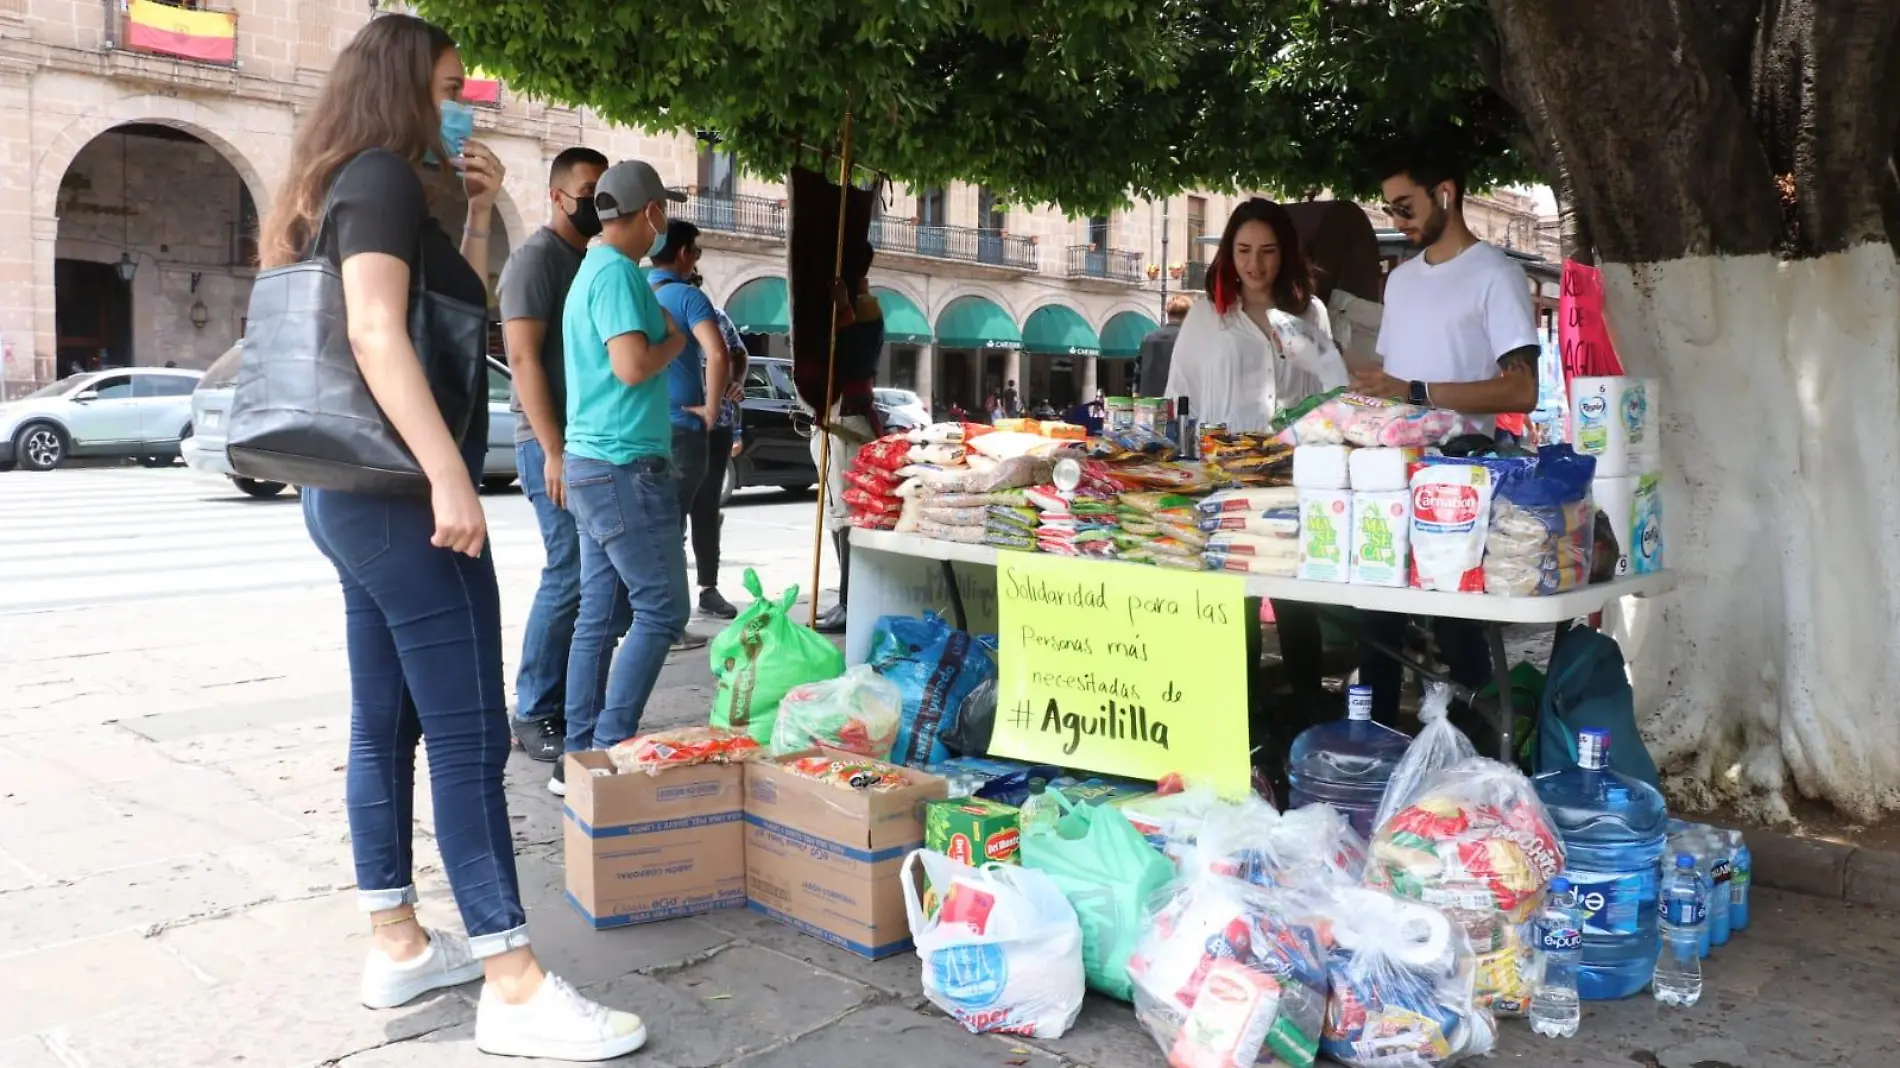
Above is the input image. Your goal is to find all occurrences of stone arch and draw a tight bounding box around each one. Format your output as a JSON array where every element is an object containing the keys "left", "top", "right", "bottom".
[
  {"left": 1101, "top": 298, "right": 1165, "bottom": 330},
  {"left": 714, "top": 266, "right": 789, "bottom": 309},
  {"left": 1019, "top": 294, "right": 1098, "bottom": 325},
  {"left": 926, "top": 282, "right": 1019, "bottom": 327},
  {"left": 863, "top": 272, "right": 928, "bottom": 314},
  {"left": 35, "top": 96, "right": 277, "bottom": 225}
]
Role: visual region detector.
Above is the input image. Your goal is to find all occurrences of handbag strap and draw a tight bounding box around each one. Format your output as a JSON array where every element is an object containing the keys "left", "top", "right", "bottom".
[{"left": 303, "top": 151, "right": 432, "bottom": 297}]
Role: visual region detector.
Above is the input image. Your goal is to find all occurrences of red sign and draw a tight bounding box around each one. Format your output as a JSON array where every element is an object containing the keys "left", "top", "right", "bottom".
[{"left": 1559, "top": 260, "right": 1624, "bottom": 379}]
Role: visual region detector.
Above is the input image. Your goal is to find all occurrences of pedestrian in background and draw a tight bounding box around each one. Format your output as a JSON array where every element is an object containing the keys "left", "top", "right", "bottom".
[
  {"left": 256, "top": 13, "right": 646, "bottom": 1059},
  {"left": 497, "top": 144, "right": 609, "bottom": 763},
  {"left": 647, "top": 219, "right": 729, "bottom": 646},
  {"left": 1137, "top": 293, "right": 1192, "bottom": 397},
  {"left": 686, "top": 275, "right": 749, "bottom": 620}
]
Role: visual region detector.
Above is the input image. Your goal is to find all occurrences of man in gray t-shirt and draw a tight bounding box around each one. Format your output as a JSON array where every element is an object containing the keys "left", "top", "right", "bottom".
[{"left": 497, "top": 146, "right": 608, "bottom": 768}]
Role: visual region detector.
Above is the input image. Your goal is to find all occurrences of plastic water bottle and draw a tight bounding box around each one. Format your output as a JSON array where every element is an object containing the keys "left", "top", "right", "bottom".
[
  {"left": 1704, "top": 831, "right": 1733, "bottom": 947},
  {"left": 1532, "top": 727, "right": 1668, "bottom": 1000},
  {"left": 1530, "top": 877, "right": 1584, "bottom": 1037},
  {"left": 1726, "top": 829, "right": 1752, "bottom": 931},
  {"left": 1285, "top": 686, "right": 1409, "bottom": 841},
  {"left": 1687, "top": 836, "right": 1716, "bottom": 958},
  {"left": 1653, "top": 853, "right": 1706, "bottom": 1006},
  {"left": 1019, "top": 783, "right": 1060, "bottom": 838}
]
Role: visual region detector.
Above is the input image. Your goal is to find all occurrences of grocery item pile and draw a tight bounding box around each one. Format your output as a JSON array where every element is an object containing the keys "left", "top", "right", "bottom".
[{"left": 840, "top": 377, "right": 1666, "bottom": 598}]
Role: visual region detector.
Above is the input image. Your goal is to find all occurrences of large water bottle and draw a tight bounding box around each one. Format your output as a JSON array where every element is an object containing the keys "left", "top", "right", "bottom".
[
  {"left": 1530, "top": 877, "right": 1584, "bottom": 1038},
  {"left": 1533, "top": 727, "right": 1668, "bottom": 1000},
  {"left": 1286, "top": 685, "right": 1410, "bottom": 841},
  {"left": 1653, "top": 853, "right": 1706, "bottom": 1006},
  {"left": 1726, "top": 829, "right": 1752, "bottom": 931}
]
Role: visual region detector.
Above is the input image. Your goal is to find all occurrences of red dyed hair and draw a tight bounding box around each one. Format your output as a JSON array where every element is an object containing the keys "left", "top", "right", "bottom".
[{"left": 1207, "top": 198, "right": 1314, "bottom": 318}]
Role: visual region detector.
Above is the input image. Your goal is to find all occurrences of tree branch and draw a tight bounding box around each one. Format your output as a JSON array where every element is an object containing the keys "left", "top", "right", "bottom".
[
  {"left": 1751, "top": 0, "right": 1900, "bottom": 255},
  {"left": 1488, "top": 0, "right": 1781, "bottom": 263}
]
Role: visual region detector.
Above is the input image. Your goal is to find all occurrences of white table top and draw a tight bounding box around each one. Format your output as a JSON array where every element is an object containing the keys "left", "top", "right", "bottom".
[{"left": 850, "top": 529, "right": 1677, "bottom": 625}]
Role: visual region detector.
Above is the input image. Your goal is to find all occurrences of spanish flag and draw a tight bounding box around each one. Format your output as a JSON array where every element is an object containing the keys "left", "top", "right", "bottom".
[
  {"left": 125, "top": 0, "right": 238, "bottom": 66},
  {"left": 463, "top": 68, "right": 502, "bottom": 106}
]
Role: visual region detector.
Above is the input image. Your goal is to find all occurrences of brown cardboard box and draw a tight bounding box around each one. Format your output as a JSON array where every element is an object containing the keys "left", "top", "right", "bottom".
[
  {"left": 742, "top": 751, "right": 948, "bottom": 959},
  {"left": 562, "top": 751, "right": 746, "bottom": 929}
]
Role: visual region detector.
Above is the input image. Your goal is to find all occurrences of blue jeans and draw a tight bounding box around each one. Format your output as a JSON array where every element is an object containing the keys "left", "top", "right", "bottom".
[
  {"left": 513, "top": 438, "right": 580, "bottom": 723},
  {"left": 302, "top": 485, "right": 529, "bottom": 959},
  {"left": 562, "top": 454, "right": 691, "bottom": 751}
]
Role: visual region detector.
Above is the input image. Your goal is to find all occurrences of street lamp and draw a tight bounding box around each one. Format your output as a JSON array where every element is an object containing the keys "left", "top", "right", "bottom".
[{"left": 114, "top": 251, "right": 138, "bottom": 284}]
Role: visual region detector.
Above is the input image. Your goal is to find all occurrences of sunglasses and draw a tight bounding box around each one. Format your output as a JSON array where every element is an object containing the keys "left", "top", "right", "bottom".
[{"left": 1382, "top": 198, "right": 1418, "bottom": 221}]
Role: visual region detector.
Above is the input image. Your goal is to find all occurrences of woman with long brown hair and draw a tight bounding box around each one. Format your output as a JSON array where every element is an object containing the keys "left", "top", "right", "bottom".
[
  {"left": 1163, "top": 197, "right": 1348, "bottom": 430},
  {"left": 259, "top": 14, "right": 645, "bottom": 1060}
]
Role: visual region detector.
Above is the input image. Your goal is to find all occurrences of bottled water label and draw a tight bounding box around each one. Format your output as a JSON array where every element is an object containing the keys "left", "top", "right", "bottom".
[
  {"left": 1709, "top": 858, "right": 1732, "bottom": 886},
  {"left": 1539, "top": 922, "right": 1583, "bottom": 952},
  {"left": 1662, "top": 892, "right": 1707, "bottom": 927},
  {"left": 1347, "top": 685, "right": 1373, "bottom": 721},
  {"left": 1566, "top": 869, "right": 1654, "bottom": 937}
]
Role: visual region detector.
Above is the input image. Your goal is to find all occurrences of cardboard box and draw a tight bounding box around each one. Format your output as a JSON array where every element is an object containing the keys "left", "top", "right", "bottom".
[
  {"left": 924, "top": 797, "right": 1021, "bottom": 866},
  {"left": 743, "top": 750, "right": 948, "bottom": 959},
  {"left": 562, "top": 751, "right": 746, "bottom": 929}
]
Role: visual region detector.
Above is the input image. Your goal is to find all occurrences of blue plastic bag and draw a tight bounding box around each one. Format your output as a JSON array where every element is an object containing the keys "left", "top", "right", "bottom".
[{"left": 867, "top": 612, "right": 996, "bottom": 767}]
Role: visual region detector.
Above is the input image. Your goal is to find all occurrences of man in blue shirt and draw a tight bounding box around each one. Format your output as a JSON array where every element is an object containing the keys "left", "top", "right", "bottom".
[
  {"left": 553, "top": 159, "right": 690, "bottom": 795},
  {"left": 682, "top": 272, "right": 749, "bottom": 619}
]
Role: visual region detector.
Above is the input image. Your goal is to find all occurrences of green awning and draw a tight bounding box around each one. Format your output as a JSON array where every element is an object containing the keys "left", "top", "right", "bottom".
[
  {"left": 1021, "top": 304, "right": 1101, "bottom": 357},
  {"left": 725, "top": 276, "right": 790, "bottom": 335},
  {"left": 873, "top": 288, "right": 932, "bottom": 345},
  {"left": 1100, "top": 310, "right": 1159, "bottom": 359},
  {"left": 935, "top": 295, "right": 1022, "bottom": 350}
]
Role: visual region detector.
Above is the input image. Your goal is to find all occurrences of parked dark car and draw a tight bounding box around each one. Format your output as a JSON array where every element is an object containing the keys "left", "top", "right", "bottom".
[{"left": 723, "top": 357, "right": 818, "bottom": 503}]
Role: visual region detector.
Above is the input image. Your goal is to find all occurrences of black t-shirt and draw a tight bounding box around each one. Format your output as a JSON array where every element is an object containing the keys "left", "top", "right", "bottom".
[{"left": 314, "top": 149, "right": 490, "bottom": 456}]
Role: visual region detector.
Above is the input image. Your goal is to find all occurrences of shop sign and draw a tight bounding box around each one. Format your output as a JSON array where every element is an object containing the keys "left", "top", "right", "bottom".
[{"left": 988, "top": 552, "right": 1252, "bottom": 796}]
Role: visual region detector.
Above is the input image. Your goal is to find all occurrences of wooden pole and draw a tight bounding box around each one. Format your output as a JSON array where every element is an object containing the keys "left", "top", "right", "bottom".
[{"left": 808, "top": 110, "right": 854, "bottom": 627}]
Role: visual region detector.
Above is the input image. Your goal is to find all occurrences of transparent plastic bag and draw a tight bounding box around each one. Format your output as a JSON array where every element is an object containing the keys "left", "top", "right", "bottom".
[
  {"left": 1360, "top": 758, "right": 1565, "bottom": 1016},
  {"left": 1316, "top": 887, "right": 1496, "bottom": 1068},
  {"left": 1127, "top": 874, "right": 1331, "bottom": 1068},
  {"left": 1193, "top": 796, "right": 1367, "bottom": 894},
  {"left": 1370, "top": 684, "right": 1478, "bottom": 835},
  {"left": 768, "top": 664, "right": 904, "bottom": 759}
]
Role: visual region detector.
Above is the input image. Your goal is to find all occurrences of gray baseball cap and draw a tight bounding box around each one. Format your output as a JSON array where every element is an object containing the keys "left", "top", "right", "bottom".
[{"left": 592, "top": 160, "right": 687, "bottom": 221}]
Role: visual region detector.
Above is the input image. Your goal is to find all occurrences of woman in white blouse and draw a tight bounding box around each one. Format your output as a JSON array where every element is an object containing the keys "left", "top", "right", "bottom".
[{"left": 1163, "top": 198, "right": 1348, "bottom": 431}]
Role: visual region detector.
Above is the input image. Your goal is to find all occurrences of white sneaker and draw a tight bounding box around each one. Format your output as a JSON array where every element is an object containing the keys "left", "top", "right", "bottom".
[
  {"left": 360, "top": 928, "right": 483, "bottom": 1009},
  {"left": 475, "top": 972, "right": 647, "bottom": 1061}
]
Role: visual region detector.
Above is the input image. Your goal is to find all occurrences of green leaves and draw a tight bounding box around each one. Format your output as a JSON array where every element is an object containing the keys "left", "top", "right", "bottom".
[{"left": 418, "top": 0, "right": 1531, "bottom": 213}]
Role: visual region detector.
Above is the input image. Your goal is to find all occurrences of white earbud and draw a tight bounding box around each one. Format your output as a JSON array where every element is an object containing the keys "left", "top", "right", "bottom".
[{"left": 1439, "top": 191, "right": 1450, "bottom": 211}]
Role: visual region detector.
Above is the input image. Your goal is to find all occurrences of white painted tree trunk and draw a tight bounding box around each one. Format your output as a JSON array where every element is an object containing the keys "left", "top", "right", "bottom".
[{"left": 1599, "top": 243, "right": 1900, "bottom": 821}]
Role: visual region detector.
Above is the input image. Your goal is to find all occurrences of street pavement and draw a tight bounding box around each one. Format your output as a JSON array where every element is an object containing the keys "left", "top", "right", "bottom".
[{"left": 2, "top": 465, "right": 1897, "bottom": 1068}]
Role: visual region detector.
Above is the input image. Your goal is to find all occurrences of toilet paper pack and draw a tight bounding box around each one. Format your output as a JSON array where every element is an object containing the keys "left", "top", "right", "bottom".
[
  {"left": 1293, "top": 444, "right": 1353, "bottom": 490},
  {"left": 1350, "top": 491, "right": 1411, "bottom": 588},
  {"left": 1592, "top": 472, "right": 1666, "bottom": 576},
  {"left": 1347, "top": 447, "right": 1418, "bottom": 493},
  {"left": 1569, "top": 376, "right": 1655, "bottom": 477},
  {"left": 1298, "top": 490, "right": 1353, "bottom": 583}
]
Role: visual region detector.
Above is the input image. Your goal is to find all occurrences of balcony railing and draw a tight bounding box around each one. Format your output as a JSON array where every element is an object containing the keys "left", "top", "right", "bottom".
[
  {"left": 1063, "top": 245, "right": 1144, "bottom": 284},
  {"left": 870, "top": 218, "right": 1037, "bottom": 270},
  {"left": 678, "top": 191, "right": 788, "bottom": 241}
]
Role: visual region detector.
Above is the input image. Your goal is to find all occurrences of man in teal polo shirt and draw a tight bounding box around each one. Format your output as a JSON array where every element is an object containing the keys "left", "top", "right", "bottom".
[{"left": 553, "top": 159, "right": 690, "bottom": 796}]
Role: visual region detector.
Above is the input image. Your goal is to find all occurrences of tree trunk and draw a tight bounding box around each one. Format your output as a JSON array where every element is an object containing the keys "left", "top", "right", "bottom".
[{"left": 1489, "top": 0, "right": 1900, "bottom": 820}]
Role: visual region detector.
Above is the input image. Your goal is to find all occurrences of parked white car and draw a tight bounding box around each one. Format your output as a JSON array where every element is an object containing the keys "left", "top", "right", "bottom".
[
  {"left": 0, "top": 366, "right": 204, "bottom": 472},
  {"left": 874, "top": 387, "right": 931, "bottom": 430},
  {"left": 183, "top": 342, "right": 521, "bottom": 498}
]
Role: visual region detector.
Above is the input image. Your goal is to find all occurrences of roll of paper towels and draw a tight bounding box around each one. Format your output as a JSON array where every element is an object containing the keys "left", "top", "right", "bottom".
[
  {"left": 1347, "top": 447, "right": 1418, "bottom": 493},
  {"left": 1593, "top": 472, "right": 1665, "bottom": 576},
  {"left": 1298, "top": 489, "right": 1353, "bottom": 582},
  {"left": 1293, "top": 444, "right": 1352, "bottom": 490},
  {"left": 1350, "top": 491, "right": 1411, "bottom": 587},
  {"left": 1570, "top": 376, "right": 1652, "bottom": 477}
]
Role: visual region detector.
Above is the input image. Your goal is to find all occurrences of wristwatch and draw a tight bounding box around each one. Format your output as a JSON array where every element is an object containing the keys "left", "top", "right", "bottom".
[{"left": 1408, "top": 379, "right": 1431, "bottom": 407}]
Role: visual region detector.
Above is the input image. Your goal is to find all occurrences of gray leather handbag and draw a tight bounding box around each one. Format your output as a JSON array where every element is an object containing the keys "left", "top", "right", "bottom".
[{"left": 226, "top": 153, "right": 485, "bottom": 496}]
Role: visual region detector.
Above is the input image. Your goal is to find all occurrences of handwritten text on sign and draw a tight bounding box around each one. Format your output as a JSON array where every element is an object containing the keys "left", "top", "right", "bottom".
[{"left": 988, "top": 553, "right": 1252, "bottom": 796}]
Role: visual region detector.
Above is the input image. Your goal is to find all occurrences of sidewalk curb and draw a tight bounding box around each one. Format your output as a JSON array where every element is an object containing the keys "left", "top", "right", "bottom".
[{"left": 1718, "top": 823, "right": 1900, "bottom": 911}]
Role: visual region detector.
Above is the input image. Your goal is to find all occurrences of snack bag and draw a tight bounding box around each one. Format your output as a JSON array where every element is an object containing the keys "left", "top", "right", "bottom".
[
  {"left": 903, "top": 851, "right": 1087, "bottom": 1037},
  {"left": 769, "top": 664, "right": 905, "bottom": 759},
  {"left": 1316, "top": 887, "right": 1495, "bottom": 1068},
  {"left": 1193, "top": 797, "right": 1367, "bottom": 894},
  {"left": 709, "top": 569, "right": 846, "bottom": 745},
  {"left": 1362, "top": 758, "right": 1565, "bottom": 1015},
  {"left": 782, "top": 754, "right": 909, "bottom": 791},
  {"left": 608, "top": 726, "right": 763, "bottom": 775}
]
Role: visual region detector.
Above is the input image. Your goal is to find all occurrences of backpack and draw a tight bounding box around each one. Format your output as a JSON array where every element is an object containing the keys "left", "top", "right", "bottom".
[{"left": 1535, "top": 626, "right": 1660, "bottom": 787}]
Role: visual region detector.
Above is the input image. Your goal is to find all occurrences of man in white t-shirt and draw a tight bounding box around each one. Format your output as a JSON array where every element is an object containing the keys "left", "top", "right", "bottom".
[{"left": 1347, "top": 148, "right": 1542, "bottom": 732}]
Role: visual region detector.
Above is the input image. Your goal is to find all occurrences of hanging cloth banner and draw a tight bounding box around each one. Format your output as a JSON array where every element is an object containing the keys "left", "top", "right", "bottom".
[
  {"left": 1559, "top": 260, "right": 1625, "bottom": 379},
  {"left": 125, "top": 0, "right": 238, "bottom": 66}
]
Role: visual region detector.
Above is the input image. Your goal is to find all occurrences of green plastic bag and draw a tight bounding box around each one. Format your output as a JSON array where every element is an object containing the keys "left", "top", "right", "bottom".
[
  {"left": 708, "top": 569, "right": 845, "bottom": 744},
  {"left": 1020, "top": 793, "right": 1175, "bottom": 1001}
]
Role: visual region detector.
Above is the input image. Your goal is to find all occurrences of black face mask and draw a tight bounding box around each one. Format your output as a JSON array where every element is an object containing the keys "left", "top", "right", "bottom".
[{"left": 563, "top": 194, "right": 602, "bottom": 239}]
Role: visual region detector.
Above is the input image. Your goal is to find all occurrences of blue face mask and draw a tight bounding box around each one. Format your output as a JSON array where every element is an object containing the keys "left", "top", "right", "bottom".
[
  {"left": 434, "top": 99, "right": 476, "bottom": 164},
  {"left": 646, "top": 208, "right": 668, "bottom": 259}
]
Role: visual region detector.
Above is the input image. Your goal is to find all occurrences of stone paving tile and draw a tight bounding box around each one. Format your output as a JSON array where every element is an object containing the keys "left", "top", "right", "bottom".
[
  {"left": 0, "top": 929, "right": 214, "bottom": 1041},
  {"left": 0, "top": 852, "right": 272, "bottom": 954},
  {"left": 0, "top": 1036, "right": 71, "bottom": 1068},
  {"left": 735, "top": 1002, "right": 1063, "bottom": 1068}
]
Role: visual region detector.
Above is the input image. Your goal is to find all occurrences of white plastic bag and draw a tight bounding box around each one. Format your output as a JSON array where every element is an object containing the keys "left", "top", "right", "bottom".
[
  {"left": 1370, "top": 684, "right": 1477, "bottom": 835},
  {"left": 1316, "top": 887, "right": 1496, "bottom": 1068},
  {"left": 902, "top": 850, "right": 1086, "bottom": 1038},
  {"left": 768, "top": 665, "right": 904, "bottom": 759}
]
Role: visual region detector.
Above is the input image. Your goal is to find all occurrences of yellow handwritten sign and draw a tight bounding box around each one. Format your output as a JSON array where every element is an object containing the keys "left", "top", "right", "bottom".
[{"left": 988, "top": 552, "right": 1253, "bottom": 796}]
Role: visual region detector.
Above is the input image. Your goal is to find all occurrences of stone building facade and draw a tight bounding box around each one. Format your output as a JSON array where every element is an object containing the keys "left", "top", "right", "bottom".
[{"left": 1, "top": 0, "right": 1558, "bottom": 412}]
